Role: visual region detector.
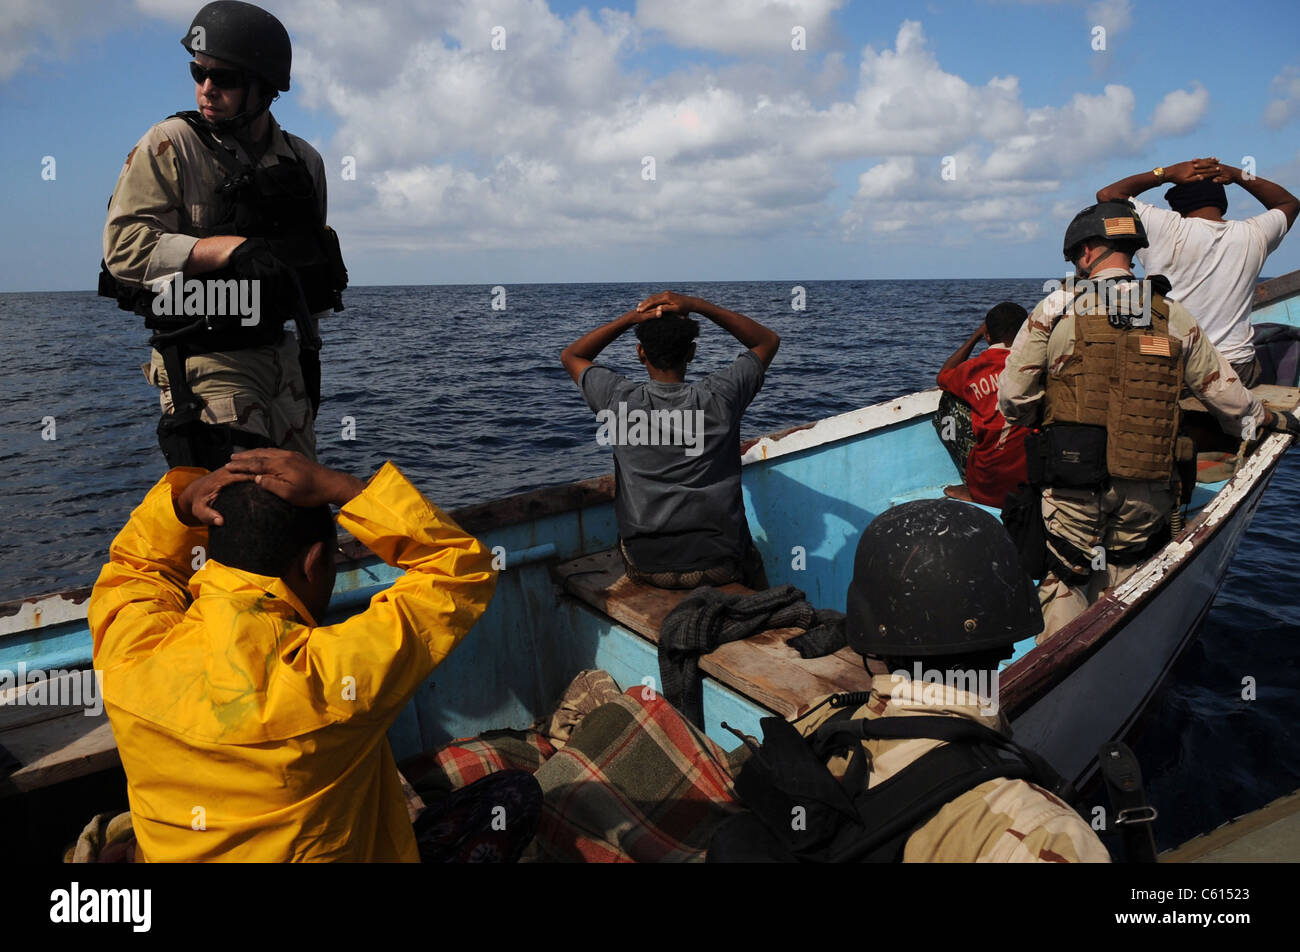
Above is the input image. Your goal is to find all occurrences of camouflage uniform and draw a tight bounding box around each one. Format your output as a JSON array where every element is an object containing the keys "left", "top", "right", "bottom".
[
  {"left": 799, "top": 674, "right": 1109, "bottom": 862},
  {"left": 103, "top": 114, "right": 327, "bottom": 459},
  {"left": 999, "top": 268, "right": 1267, "bottom": 641}
]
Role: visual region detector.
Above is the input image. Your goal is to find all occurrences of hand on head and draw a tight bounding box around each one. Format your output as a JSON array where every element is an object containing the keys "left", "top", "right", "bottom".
[
  {"left": 636, "top": 291, "right": 694, "bottom": 319},
  {"left": 176, "top": 466, "right": 256, "bottom": 527},
  {"left": 175, "top": 450, "right": 364, "bottom": 528},
  {"left": 225, "top": 449, "right": 365, "bottom": 509},
  {"left": 1166, "top": 157, "right": 1226, "bottom": 185}
]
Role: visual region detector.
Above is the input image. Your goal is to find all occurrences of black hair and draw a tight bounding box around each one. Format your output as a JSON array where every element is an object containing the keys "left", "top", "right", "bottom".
[
  {"left": 635, "top": 316, "right": 700, "bottom": 372},
  {"left": 985, "top": 302, "right": 1028, "bottom": 345},
  {"left": 1166, "top": 180, "right": 1228, "bottom": 216},
  {"left": 208, "top": 482, "right": 336, "bottom": 577}
]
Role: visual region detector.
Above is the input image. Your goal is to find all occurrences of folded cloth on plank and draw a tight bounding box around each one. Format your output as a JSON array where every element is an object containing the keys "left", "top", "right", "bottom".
[{"left": 659, "top": 583, "right": 819, "bottom": 725}]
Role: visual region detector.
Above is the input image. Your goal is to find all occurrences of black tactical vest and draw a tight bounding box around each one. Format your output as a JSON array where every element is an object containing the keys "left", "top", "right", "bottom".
[{"left": 99, "top": 111, "right": 347, "bottom": 353}]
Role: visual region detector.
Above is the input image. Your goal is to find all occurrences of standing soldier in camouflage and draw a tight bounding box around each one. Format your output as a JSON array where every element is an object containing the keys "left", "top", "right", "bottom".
[
  {"left": 100, "top": 1, "right": 346, "bottom": 469},
  {"left": 998, "top": 201, "right": 1298, "bottom": 641}
]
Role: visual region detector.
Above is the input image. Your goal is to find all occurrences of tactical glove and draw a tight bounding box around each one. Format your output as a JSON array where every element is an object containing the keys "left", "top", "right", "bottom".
[
  {"left": 229, "top": 238, "right": 311, "bottom": 325},
  {"left": 1269, "top": 410, "right": 1300, "bottom": 436},
  {"left": 229, "top": 238, "right": 288, "bottom": 283}
]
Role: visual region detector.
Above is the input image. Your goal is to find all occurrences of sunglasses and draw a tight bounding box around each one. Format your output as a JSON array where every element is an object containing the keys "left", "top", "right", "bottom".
[{"left": 190, "top": 62, "right": 250, "bottom": 89}]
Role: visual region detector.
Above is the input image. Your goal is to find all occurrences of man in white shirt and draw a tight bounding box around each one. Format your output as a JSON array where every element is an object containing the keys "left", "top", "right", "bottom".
[{"left": 1097, "top": 158, "right": 1298, "bottom": 386}]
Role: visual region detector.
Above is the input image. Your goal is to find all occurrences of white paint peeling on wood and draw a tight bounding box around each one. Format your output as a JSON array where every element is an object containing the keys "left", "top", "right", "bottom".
[
  {"left": 0, "top": 592, "right": 89, "bottom": 636},
  {"left": 1111, "top": 433, "right": 1290, "bottom": 605}
]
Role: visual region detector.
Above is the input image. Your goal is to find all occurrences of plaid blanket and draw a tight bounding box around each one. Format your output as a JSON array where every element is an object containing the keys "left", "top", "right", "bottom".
[
  {"left": 405, "top": 671, "right": 744, "bottom": 863},
  {"left": 403, "top": 669, "right": 623, "bottom": 801},
  {"left": 529, "top": 686, "right": 742, "bottom": 863},
  {"left": 407, "top": 730, "right": 558, "bottom": 799}
]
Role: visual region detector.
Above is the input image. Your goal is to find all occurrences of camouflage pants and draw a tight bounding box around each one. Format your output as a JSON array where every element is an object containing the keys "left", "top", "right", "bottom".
[
  {"left": 146, "top": 333, "right": 316, "bottom": 461},
  {"left": 1037, "top": 479, "right": 1174, "bottom": 643}
]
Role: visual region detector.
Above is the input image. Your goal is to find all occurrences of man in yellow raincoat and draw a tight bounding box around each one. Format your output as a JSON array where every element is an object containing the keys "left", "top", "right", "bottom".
[{"left": 88, "top": 449, "right": 496, "bottom": 861}]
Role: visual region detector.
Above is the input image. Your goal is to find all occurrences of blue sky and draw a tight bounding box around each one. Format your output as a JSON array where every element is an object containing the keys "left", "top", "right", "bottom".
[{"left": 2, "top": 0, "right": 1299, "bottom": 291}]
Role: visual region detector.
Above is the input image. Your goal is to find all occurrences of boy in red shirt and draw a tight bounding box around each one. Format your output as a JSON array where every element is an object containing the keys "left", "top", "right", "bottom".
[{"left": 935, "top": 302, "right": 1029, "bottom": 508}]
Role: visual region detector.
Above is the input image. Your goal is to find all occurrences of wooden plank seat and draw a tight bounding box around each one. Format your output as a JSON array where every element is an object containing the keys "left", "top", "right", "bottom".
[
  {"left": 553, "top": 549, "right": 873, "bottom": 719},
  {"left": 0, "top": 711, "right": 119, "bottom": 799}
]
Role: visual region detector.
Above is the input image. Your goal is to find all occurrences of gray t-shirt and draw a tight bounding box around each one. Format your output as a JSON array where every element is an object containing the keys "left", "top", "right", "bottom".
[{"left": 580, "top": 351, "right": 766, "bottom": 572}]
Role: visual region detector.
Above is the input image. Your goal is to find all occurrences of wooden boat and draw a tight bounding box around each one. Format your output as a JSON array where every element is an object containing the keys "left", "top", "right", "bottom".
[
  {"left": 3, "top": 270, "right": 1299, "bottom": 842},
  {"left": 1163, "top": 787, "right": 1300, "bottom": 862}
]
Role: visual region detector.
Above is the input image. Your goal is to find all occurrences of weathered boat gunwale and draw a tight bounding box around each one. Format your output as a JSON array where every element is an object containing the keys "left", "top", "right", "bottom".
[
  {"left": 1254, "top": 269, "right": 1300, "bottom": 308},
  {"left": 0, "top": 395, "right": 938, "bottom": 623},
  {"left": 999, "top": 430, "right": 1294, "bottom": 716}
]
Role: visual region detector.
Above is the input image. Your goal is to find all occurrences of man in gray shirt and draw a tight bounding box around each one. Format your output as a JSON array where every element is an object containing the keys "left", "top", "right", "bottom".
[{"left": 561, "top": 292, "right": 780, "bottom": 588}]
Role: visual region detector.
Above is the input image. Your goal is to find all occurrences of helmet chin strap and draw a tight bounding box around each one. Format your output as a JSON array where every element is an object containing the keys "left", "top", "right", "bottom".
[
  {"left": 1071, "top": 252, "right": 1092, "bottom": 280},
  {"left": 202, "top": 84, "right": 273, "bottom": 138}
]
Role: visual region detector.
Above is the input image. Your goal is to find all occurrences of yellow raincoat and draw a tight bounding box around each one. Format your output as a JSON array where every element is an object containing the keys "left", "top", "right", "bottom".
[{"left": 88, "top": 463, "right": 496, "bottom": 862}]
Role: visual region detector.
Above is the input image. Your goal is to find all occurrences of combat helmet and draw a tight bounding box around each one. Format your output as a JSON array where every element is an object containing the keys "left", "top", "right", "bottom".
[
  {"left": 845, "top": 499, "right": 1042, "bottom": 659},
  {"left": 1062, "top": 200, "right": 1148, "bottom": 262},
  {"left": 182, "top": 1, "right": 292, "bottom": 91}
]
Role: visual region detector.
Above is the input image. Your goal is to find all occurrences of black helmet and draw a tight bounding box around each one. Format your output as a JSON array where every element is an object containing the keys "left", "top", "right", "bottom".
[
  {"left": 182, "top": 1, "right": 292, "bottom": 91},
  {"left": 1062, "top": 200, "right": 1148, "bottom": 261},
  {"left": 845, "top": 499, "right": 1042, "bottom": 658}
]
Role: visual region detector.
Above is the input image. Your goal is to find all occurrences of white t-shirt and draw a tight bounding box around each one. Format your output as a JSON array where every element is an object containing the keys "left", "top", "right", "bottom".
[{"left": 1133, "top": 199, "right": 1289, "bottom": 365}]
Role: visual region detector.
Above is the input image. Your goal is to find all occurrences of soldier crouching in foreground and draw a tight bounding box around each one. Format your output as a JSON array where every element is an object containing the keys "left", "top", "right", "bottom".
[{"left": 708, "top": 499, "right": 1109, "bottom": 862}]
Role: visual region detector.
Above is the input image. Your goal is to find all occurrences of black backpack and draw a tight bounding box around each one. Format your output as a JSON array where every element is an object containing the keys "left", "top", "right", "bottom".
[{"left": 708, "top": 708, "right": 1073, "bottom": 863}]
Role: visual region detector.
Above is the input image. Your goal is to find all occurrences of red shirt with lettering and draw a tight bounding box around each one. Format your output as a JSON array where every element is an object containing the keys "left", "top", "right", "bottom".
[{"left": 936, "top": 344, "right": 1028, "bottom": 508}]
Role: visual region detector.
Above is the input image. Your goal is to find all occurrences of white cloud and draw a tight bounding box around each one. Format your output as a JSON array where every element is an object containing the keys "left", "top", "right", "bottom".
[
  {"left": 835, "top": 84, "right": 1143, "bottom": 241},
  {"left": 306, "top": 12, "right": 1217, "bottom": 252},
  {"left": 1086, "top": 0, "right": 1132, "bottom": 38},
  {"left": 1264, "top": 65, "right": 1300, "bottom": 128},
  {"left": 1149, "top": 82, "right": 1209, "bottom": 137},
  {"left": 1085, "top": 0, "right": 1131, "bottom": 77},
  {"left": 0, "top": 0, "right": 132, "bottom": 81},
  {"left": 635, "top": 0, "right": 845, "bottom": 55},
  {"left": 10, "top": 2, "right": 1223, "bottom": 260},
  {"left": 787, "top": 21, "right": 1027, "bottom": 162}
]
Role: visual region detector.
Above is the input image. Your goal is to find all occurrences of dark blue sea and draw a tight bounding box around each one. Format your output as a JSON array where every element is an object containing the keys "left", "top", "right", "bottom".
[{"left": 1, "top": 280, "right": 1297, "bottom": 852}]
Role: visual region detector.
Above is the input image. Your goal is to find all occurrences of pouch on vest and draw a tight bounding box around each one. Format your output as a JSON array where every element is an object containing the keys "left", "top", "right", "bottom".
[
  {"left": 711, "top": 714, "right": 863, "bottom": 862},
  {"left": 1001, "top": 480, "right": 1048, "bottom": 582},
  {"left": 1042, "top": 423, "right": 1108, "bottom": 488}
]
